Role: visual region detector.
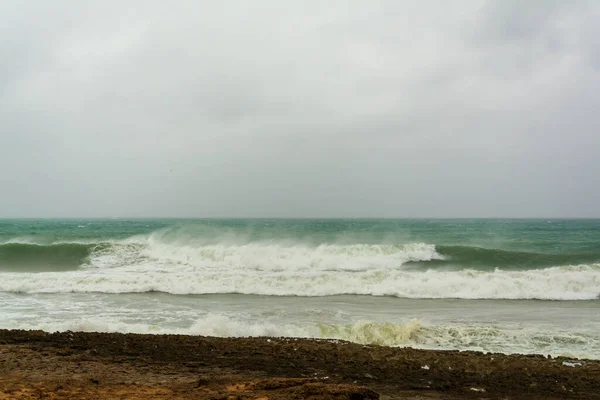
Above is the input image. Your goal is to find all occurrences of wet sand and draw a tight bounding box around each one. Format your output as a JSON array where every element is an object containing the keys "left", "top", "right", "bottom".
[{"left": 0, "top": 330, "right": 598, "bottom": 399}]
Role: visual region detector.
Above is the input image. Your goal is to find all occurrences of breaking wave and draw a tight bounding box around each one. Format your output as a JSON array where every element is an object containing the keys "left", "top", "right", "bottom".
[
  {"left": 431, "top": 245, "right": 600, "bottom": 270},
  {"left": 10, "top": 314, "right": 600, "bottom": 359},
  {"left": 1, "top": 227, "right": 599, "bottom": 300},
  {"left": 0, "top": 260, "right": 598, "bottom": 300}
]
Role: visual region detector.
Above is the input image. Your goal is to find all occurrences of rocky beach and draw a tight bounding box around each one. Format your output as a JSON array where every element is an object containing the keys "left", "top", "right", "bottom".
[{"left": 1, "top": 330, "right": 598, "bottom": 399}]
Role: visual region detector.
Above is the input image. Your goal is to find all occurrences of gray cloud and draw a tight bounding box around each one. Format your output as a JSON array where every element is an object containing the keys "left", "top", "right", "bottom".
[{"left": 1, "top": 1, "right": 599, "bottom": 218}]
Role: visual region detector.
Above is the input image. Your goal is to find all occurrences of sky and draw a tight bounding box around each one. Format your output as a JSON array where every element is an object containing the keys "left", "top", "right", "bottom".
[{"left": 1, "top": 1, "right": 599, "bottom": 218}]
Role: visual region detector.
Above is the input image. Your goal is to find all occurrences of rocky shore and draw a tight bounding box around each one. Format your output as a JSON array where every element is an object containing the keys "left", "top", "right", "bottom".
[{"left": 0, "top": 329, "right": 598, "bottom": 399}]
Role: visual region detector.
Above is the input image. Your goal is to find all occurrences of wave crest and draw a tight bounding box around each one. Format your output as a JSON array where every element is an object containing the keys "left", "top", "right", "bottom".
[
  {"left": 1, "top": 232, "right": 599, "bottom": 300},
  {"left": 429, "top": 245, "right": 600, "bottom": 270},
  {"left": 0, "top": 243, "right": 103, "bottom": 272}
]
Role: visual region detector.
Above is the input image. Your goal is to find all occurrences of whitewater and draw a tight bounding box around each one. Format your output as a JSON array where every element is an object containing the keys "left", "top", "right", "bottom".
[{"left": 1, "top": 219, "right": 599, "bottom": 359}]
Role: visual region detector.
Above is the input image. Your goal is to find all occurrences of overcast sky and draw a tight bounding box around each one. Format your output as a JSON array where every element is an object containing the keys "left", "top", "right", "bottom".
[{"left": 1, "top": 1, "right": 599, "bottom": 218}]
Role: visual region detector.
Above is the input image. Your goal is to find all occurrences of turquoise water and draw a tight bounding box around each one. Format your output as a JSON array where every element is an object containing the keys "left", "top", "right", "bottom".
[
  {"left": 3, "top": 218, "right": 600, "bottom": 251},
  {"left": 3, "top": 218, "right": 600, "bottom": 272},
  {"left": 1, "top": 219, "right": 599, "bottom": 358}
]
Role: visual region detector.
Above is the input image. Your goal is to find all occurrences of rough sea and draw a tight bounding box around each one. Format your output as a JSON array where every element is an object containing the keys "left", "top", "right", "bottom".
[{"left": 1, "top": 219, "right": 599, "bottom": 359}]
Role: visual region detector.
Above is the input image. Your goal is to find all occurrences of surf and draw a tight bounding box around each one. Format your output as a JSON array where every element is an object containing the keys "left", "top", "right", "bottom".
[
  {"left": 1, "top": 261, "right": 598, "bottom": 300},
  {"left": 8, "top": 313, "right": 599, "bottom": 359}
]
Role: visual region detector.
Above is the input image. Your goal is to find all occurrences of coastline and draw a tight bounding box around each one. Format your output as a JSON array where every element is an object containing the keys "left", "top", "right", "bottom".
[{"left": 0, "top": 330, "right": 598, "bottom": 399}]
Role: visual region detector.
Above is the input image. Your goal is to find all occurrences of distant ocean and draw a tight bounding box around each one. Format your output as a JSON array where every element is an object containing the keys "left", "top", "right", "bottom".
[{"left": 1, "top": 219, "right": 599, "bottom": 359}]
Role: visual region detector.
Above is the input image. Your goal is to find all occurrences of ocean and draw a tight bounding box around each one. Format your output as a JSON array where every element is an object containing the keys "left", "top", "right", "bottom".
[{"left": 1, "top": 219, "right": 599, "bottom": 359}]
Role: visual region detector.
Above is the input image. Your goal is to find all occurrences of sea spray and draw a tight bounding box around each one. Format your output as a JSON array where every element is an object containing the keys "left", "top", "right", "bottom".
[{"left": 2, "top": 219, "right": 600, "bottom": 359}]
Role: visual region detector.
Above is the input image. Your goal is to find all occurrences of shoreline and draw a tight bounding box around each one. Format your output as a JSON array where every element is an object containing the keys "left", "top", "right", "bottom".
[{"left": 1, "top": 329, "right": 598, "bottom": 399}]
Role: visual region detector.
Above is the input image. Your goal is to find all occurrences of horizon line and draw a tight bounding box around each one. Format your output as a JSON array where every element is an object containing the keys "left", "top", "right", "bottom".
[{"left": 1, "top": 216, "right": 599, "bottom": 220}]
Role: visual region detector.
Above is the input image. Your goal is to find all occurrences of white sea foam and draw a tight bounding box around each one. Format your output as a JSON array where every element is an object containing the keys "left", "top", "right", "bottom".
[
  {"left": 1, "top": 237, "right": 599, "bottom": 300},
  {"left": 0, "top": 261, "right": 599, "bottom": 300},
  {"left": 138, "top": 241, "right": 443, "bottom": 271},
  {"left": 2, "top": 236, "right": 39, "bottom": 244},
  {"left": 5, "top": 314, "right": 599, "bottom": 359}
]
